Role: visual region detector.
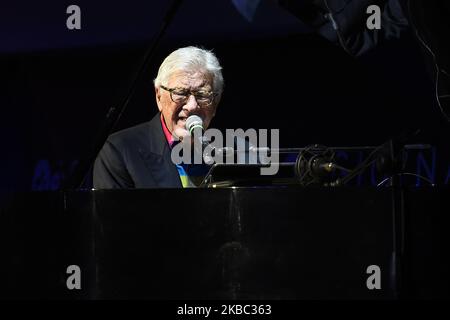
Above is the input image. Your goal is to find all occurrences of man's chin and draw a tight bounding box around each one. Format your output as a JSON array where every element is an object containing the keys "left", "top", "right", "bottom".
[
  {"left": 174, "top": 119, "right": 187, "bottom": 131},
  {"left": 173, "top": 125, "right": 189, "bottom": 141}
]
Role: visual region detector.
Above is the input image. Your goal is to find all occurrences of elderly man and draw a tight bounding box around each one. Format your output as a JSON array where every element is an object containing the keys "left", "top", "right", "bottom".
[{"left": 93, "top": 46, "right": 224, "bottom": 189}]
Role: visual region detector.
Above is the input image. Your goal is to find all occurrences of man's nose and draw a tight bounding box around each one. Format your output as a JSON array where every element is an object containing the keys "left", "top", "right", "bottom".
[{"left": 183, "top": 94, "right": 200, "bottom": 111}]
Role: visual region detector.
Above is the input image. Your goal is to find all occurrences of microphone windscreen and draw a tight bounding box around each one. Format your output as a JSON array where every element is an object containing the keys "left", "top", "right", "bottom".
[{"left": 185, "top": 115, "right": 204, "bottom": 135}]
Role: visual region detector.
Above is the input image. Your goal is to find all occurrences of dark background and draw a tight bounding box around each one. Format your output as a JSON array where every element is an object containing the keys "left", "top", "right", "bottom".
[{"left": 1, "top": 0, "right": 448, "bottom": 197}]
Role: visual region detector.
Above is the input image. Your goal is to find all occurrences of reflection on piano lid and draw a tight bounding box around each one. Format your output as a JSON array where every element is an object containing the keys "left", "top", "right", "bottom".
[{"left": 201, "top": 163, "right": 299, "bottom": 188}]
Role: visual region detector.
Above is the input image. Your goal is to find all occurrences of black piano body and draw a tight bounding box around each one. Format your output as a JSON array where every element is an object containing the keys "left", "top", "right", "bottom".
[{"left": 0, "top": 187, "right": 448, "bottom": 299}]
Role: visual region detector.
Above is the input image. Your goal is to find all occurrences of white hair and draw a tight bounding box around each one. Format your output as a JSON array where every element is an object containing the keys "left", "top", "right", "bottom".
[{"left": 153, "top": 46, "right": 224, "bottom": 96}]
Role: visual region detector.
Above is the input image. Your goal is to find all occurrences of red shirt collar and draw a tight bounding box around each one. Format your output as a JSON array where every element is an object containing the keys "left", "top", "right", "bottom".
[{"left": 160, "top": 113, "right": 176, "bottom": 147}]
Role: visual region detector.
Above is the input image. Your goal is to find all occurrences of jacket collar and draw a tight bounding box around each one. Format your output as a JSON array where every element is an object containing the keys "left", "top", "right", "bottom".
[
  {"left": 147, "top": 112, "right": 170, "bottom": 157},
  {"left": 139, "top": 113, "right": 182, "bottom": 188}
]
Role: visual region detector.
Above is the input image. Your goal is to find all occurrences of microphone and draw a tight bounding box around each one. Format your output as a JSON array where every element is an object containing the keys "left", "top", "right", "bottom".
[
  {"left": 295, "top": 145, "right": 350, "bottom": 186},
  {"left": 310, "top": 157, "right": 336, "bottom": 177},
  {"left": 185, "top": 115, "right": 212, "bottom": 163},
  {"left": 185, "top": 115, "right": 204, "bottom": 135}
]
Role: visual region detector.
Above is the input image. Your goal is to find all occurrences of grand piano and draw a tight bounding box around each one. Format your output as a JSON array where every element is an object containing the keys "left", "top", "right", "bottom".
[
  {"left": 1, "top": 185, "right": 448, "bottom": 300},
  {"left": 2, "top": 0, "right": 449, "bottom": 303}
]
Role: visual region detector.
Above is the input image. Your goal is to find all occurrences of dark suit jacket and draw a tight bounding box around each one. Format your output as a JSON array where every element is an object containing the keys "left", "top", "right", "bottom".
[{"left": 93, "top": 113, "right": 182, "bottom": 189}]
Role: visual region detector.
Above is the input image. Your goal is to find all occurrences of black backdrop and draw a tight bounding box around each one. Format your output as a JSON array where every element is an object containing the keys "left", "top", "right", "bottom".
[{"left": 1, "top": 2, "right": 449, "bottom": 196}]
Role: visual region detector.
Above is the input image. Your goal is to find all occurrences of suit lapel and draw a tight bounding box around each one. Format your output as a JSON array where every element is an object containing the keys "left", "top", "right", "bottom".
[{"left": 139, "top": 114, "right": 182, "bottom": 188}]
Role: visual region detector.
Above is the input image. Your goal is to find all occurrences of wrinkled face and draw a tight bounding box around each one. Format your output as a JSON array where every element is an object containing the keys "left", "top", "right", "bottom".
[{"left": 155, "top": 70, "right": 218, "bottom": 140}]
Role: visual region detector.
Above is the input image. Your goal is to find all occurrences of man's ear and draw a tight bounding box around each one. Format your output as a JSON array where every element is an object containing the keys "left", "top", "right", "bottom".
[
  {"left": 155, "top": 86, "right": 163, "bottom": 112},
  {"left": 211, "top": 95, "right": 221, "bottom": 117}
]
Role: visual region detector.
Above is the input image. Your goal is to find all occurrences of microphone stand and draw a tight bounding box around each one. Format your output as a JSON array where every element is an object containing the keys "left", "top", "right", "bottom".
[
  {"left": 64, "top": 0, "right": 184, "bottom": 190},
  {"left": 333, "top": 128, "right": 420, "bottom": 300}
]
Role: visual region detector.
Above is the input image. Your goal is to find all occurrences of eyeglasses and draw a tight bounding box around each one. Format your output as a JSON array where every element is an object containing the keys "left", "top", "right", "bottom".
[{"left": 160, "top": 85, "right": 217, "bottom": 108}]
